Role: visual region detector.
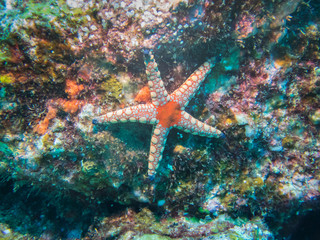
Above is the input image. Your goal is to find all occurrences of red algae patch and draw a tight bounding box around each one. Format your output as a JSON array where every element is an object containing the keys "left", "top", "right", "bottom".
[
  {"left": 57, "top": 99, "right": 85, "bottom": 114},
  {"left": 156, "top": 101, "right": 181, "bottom": 128},
  {"left": 135, "top": 86, "right": 152, "bottom": 103},
  {"left": 65, "top": 79, "right": 84, "bottom": 97},
  {"left": 33, "top": 106, "right": 57, "bottom": 135}
]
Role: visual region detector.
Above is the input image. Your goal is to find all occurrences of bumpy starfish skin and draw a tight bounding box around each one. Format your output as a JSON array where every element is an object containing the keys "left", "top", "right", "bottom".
[{"left": 94, "top": 52, "right": 223, "bottom": 176}]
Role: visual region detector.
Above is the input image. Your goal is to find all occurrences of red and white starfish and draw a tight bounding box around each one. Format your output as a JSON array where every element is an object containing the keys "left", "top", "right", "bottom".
[{"left": 93, "top": 51, "right": 224, "bottom": 177}]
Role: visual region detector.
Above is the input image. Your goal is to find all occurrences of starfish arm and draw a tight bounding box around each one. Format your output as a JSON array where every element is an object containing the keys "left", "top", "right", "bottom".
[
  {"left": 145, "top": 51, "right": 170, "bottom": 107},
  {"left": 147, "top": 124, "right": 170, "bottom": 176},
  {"left": 171, "top": 59, "right": 214, "bottom": 108},
  {"left": 93, "top": 104, "right": 159, "bottom": 125},
  {"left": 175, "top": 111, "right": 223, "bottom": 138}
]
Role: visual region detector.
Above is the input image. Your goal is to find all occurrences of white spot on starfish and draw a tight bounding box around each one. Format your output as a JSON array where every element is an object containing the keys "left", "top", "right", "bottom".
[
  {"left": 125, "top": 109, "right": 132, "bottom": 115},
  {"left": 151, "top": 136, "right": 158, "bottom": 144},
  {"left": 154, "top": 129, "right": 161, "bottom": 135},
  {"left": 150, "top": 145, "right": 156, "bottom": 153},
  {"left": 140, "top": 117, "right": 147, "bottom": 123}
]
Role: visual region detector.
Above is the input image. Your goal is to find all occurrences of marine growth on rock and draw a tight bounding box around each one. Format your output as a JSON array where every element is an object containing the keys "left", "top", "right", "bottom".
[{"left": 0, "top": 0, "right": 319, "bottom": 239}]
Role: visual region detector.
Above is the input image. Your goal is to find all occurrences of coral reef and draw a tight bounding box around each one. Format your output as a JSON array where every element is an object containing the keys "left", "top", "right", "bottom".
[{"left": 0, "top": 0, "right": 319, "bottom": 239}]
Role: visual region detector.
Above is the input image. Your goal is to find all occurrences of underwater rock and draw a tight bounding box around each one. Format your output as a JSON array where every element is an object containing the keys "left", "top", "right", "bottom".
[
  {"left": 84, "top": 208, "right": 273, "bottom": 239},
  {"left": 0, "top": 0, "right": 319, "bottom": 239}
]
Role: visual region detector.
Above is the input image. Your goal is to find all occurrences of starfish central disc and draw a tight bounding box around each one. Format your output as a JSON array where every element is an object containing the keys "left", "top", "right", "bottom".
[{"left": 156, "top": 101, "right": 181, "bottom": 128}]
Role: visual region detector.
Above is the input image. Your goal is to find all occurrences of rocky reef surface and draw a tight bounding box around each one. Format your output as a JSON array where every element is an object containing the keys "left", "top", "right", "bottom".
[{"left": 0, "top": 0, "right": 319, "bottom": 239}]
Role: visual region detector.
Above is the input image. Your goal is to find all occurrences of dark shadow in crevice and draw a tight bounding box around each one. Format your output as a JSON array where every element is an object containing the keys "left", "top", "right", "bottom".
[{"left": 0, "top": 175, "right": 150, "bottom": 239}]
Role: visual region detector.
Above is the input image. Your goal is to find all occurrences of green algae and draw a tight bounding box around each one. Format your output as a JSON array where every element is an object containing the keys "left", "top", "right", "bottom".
[
  {"left": 0, "top": 74, "right": 14, "bottom": 85},
  {"left": 0, "top": 44, "right": 11, "bottom": 64},
  {"left": 0, "top": 0, "right": 91, "bottom": 42},
  {"left": 135, "top": 234, "right": 172, "bottom": 240},
  {"left": 19, "top": 1, "right": 60, "bottom": 21},
  {"left": 81, "top": 160, "right": 100, "bottom": 176},
  {"left": 100, "top": 75, "right": 123, "bottom": 101},
  {"left": 235, "top": 176, "right": 265, "bottom": 194}
]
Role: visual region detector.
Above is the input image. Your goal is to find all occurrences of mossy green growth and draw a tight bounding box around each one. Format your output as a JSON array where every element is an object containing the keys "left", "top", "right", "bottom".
[
  {"left": 0, "top": 0, "right": 90, "bottom": 41},
  {"left": 0, "top": 44, "right": 11, "bottom": 64},
  {"left": 133, "top": 208, "right": 171, "bottom": 235},
  {"left": 100, "top": 75, "right": 123, "bottom": 100},
  {"left": 81, "top": 160, "right": 100, "bottom": 176},
  {"left": 77, "top": 157, "right": 111, "bottom": 190},
  {"left": 21, "top": 0, "right": 88, "bottom": 23},
  {"left": 235, "top": 177, "right": 264, "bottom": 194},
  {"left": 19, "top": 0, "right": 60, "bottom": 21},
  {"left": 0, "top": 74, "right": 14, "bottom": 84},
  {"left": 57, "top": 0, "right": 93, "bottom": 27},
  {"left": 282, "top": 136, "right": 297, "bottom": 148},
  {"left": 135, "top": 234, "right": 172, "bottom": 240},
  {"left": 198, "top": 206, "right": 210, "bottom": 215},
  {"left": 58, "top": 0, "right": 88, "bottom": 17}
]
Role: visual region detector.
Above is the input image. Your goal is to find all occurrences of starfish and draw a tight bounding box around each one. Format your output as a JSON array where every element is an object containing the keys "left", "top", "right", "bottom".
[{"left": 93, "top": 51, "right": 224, "bottom": 177}]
